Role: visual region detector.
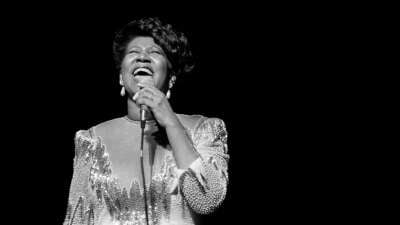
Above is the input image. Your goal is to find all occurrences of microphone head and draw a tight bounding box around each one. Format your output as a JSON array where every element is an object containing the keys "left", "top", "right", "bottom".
[
  {"left": 140, "top": 104, "right": 149, "bottom": 111},
  {"left": 140, "top": 104, "right": 149, "bottom": 122}
]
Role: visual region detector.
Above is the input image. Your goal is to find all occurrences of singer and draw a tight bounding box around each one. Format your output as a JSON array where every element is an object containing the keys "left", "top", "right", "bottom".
[{"left": 63, "top": 17, "right": 229, "bottom": 225}]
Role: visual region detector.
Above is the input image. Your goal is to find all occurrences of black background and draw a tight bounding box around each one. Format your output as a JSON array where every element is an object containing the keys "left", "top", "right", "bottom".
[{"left": 1, "top": 3, "right": 356, "bottom": 224}]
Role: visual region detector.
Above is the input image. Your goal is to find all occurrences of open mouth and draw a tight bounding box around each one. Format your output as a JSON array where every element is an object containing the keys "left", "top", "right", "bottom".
[{"left": 132, "top": 67, "right": 153, "bottom": 76}]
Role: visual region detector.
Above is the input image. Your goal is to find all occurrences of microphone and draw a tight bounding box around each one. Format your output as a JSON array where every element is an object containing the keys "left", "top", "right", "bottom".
[
  {"left": 138, "top": 87, "right": 150, "bottom": 225},
  {"left": 139, "top": 85, "right": 148, "bottom": 129},
  {"left": 140, "top": 104, "right": 147, "bottom": 129},
  {"left": 137, "top": 77, "right": 153, "bottom": 129}
]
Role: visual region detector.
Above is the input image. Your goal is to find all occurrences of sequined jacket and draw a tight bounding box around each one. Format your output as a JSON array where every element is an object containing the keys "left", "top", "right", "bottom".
[{"left": 63, "top": 114, "right": 229, "bottom": 225}]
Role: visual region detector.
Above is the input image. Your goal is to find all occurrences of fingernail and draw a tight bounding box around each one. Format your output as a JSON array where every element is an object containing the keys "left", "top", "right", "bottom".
[{"left": 133, "top": 92, "right": 138, "bottom": 100}]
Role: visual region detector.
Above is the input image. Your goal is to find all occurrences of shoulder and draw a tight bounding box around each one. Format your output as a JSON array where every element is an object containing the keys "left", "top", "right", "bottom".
[
  {"left": 73, "top": 117, "right": 123, "bottom": 154},
  {"left": 177, "top": 114, "right": 226, "bottom": 133},
  {"left": 73, "top": 129, "right": 100, "bottom": 159},
  {"left": 179, "top": 114, "right": 228, "bottom": 147}
]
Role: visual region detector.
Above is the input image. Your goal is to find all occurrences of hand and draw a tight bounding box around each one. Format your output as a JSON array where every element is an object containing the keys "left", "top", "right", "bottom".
[{"left": 133, "top": 80, "right": 180, "bottom": 128}]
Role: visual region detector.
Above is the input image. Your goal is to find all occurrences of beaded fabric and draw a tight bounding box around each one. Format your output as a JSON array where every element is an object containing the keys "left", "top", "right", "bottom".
[{"left": 63, "top": 115, "right": 229, "bottom": 225}]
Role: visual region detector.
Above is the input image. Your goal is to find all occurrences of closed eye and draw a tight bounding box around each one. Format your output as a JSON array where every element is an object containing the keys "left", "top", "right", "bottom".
[
  {"left": 150, "top": 50, "right": 162, "bottom": 55},
  {"left": 128, "top": 50, "right": 140, "bottom": 54}
]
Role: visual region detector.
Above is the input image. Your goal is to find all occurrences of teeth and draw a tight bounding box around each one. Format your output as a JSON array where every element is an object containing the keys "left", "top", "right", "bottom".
[{"left": 133, "top": 68, "right": 152, "bottom": 75}]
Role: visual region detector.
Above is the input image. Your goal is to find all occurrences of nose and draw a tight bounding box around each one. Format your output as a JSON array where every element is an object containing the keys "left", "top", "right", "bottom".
[{"left": 135, "top": 53, "right": 151, "bottom": 63}]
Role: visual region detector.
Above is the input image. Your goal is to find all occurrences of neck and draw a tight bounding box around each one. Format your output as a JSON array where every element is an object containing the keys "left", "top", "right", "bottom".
[{"left": 127, "top": 98, "right": 154, "bottom": 121}]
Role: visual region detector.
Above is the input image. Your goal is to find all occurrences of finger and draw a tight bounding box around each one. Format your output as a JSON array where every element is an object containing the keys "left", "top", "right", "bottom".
[
  {"left": 137, "top": 86, "right": 164, "bottom": 99},
  {"left": 133, "top": 92, "right": 139, "bottom": 101},
  {"left": 142, "top": 90, "right": 164, "bottom": 103},
  {"left": 136, "top": 97, "right": 157, "bottom": 108},
  {"left": 137, "top": 82, "right": 164, "bottom": 96},
  {"left": 133, "top": 88, "right": 153, "bottom": 101},
  {"left": 138, "top": 90, "right": 164, "bottom": 106}
]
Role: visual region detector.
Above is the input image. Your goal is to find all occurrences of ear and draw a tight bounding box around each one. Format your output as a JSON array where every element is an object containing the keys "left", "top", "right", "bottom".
[{"left": 167, "top": 58, "right": 173, "bottom": 70}]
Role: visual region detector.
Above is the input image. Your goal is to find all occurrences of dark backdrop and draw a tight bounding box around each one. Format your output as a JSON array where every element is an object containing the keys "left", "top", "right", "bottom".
[{"left": 1, "top": 3, "right": 349, "bottom": 224}]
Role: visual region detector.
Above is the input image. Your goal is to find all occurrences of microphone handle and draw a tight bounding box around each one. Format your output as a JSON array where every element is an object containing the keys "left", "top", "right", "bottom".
[{"left": 140, "top": 104, "right": 146, "bottom": 129}]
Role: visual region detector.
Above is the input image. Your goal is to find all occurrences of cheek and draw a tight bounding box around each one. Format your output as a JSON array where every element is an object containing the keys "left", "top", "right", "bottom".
[
  {"left": 120, "top": 54, "right": 134, "bottom": 69},
  {"left": 155, "top": 59, "right": 169, "bottom": 75},
  {"left": 120, "top": 59, "right": 130, "bottom": 71},
  {"left": 156, "top": 57, "right": 168, "bottom": 69},
  {"left": 154, "top": 61, "right": 169, "bottom": 89}
]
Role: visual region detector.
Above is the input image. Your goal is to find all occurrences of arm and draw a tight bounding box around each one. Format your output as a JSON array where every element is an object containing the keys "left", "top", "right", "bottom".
[
  {"left": 63, "top": 130, "right": 99, "bottom": 225},
  {"left": 166, "top": 121, "right": 200, "bottom": 169},
  {"left": 178, "top": 118, "right": 229, "bottom": 214},
  {"left": 133, "top": 82, "right": 229, "bottom": 213}
]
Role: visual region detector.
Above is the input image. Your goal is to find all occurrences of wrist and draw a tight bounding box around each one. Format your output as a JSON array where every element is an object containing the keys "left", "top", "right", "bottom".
[
  {"left": 165, "top": 119, "right": 183, "bottom": 129},
  {"left": 164, "top": 114, "right": 182, "bottom": 129}
]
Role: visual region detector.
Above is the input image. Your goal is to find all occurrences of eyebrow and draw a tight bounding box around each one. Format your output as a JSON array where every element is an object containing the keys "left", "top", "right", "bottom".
[
  {"left": 128, "top": 45, "right": 162, "bottom": 50},
  {"left": 126, "top": 46, "right": 165, "bottom": 56}
]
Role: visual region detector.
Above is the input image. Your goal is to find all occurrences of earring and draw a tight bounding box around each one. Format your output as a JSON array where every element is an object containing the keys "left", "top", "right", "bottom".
[
  {"left": 120, "top": 86, "right": 125, "bottom": 96},
  {"left": 166, "top": 75, "right": 176, "bottom": 99},
  {"left": 119, "top": 76, "right": 125, "bottom": 96},
  {"left": 169, "top": 76, "right": 176, "bottom": 89},
  {"left": 166, "top": 89, "right": 171, "bottom": 99}
]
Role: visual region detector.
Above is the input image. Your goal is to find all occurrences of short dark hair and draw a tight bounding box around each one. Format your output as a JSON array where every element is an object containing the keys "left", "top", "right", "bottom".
[{"left": 113, "top": 17, "right": 194, "bottom": 78}]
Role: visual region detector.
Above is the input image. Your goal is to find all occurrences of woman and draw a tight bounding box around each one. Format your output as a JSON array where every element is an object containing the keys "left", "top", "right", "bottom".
[{"left": 63, "top": 17, "right": 229, "bottom": 225}]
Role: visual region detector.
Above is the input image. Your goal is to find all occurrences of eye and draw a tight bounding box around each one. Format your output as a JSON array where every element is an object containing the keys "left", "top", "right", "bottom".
[
  {"left": 128, "top": 49, "right": 140, "bottom": 54},
  {"left": 150, "top": 50, "right": 162, "bottom": 55}
]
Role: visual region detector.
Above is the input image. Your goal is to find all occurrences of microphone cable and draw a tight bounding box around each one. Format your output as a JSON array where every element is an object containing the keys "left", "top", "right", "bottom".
[{"left": 140, "top": 105, "right": 150, "bottom": 225}]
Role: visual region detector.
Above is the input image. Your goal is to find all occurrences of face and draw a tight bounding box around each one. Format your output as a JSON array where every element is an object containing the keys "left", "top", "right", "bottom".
[{"left": 120, "top": 36, "right": 171, "bottom": 95}]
